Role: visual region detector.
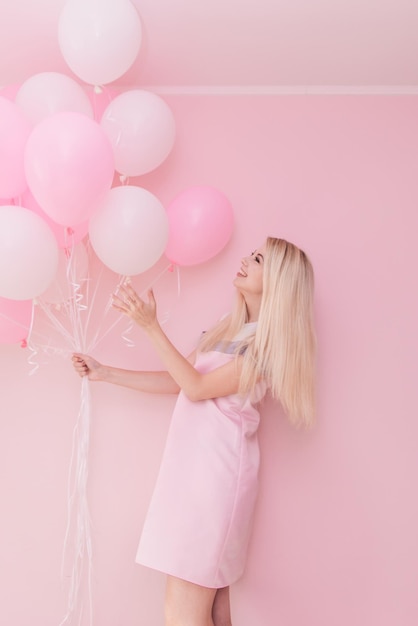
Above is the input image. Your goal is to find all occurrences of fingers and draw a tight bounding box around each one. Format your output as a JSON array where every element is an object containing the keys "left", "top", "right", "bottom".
[
  {"left": 147, "top": 288, "right": 155, "bottom": 305},
  {"left": 111, "top": 283, "right": 157, "bottom": 330},
  {"left": 112, "top": 284, "right": 141, "bottom": 311},
  {"left": 72, "top": 353, "right": 89, "bottom": 377},
  {"left": 112, "top": 284, "right": 155, "bottom": 314}
]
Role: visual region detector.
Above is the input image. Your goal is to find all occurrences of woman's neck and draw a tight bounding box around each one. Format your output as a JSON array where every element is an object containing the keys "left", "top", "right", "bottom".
[{"left": 245, "top": 300, "right": 261, "bottom": 323}]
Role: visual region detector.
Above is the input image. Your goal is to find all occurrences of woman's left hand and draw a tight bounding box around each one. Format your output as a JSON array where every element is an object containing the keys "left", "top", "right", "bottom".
[{"left": 112, "top": 283, "right": 158, "bottom": 331}]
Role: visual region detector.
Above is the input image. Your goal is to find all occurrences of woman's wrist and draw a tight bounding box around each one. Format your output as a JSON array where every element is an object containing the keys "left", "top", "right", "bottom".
[
  {"left": 95, "top": 363, "right": 110, "bottom": 382},
  {"left": 142, "top": 319, "right": 163, "bottom": 338}
]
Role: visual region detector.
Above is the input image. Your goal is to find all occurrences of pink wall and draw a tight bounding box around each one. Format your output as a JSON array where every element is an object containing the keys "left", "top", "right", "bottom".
[{"left": 1, "top": 95, "right": 417, "bottom": 626}]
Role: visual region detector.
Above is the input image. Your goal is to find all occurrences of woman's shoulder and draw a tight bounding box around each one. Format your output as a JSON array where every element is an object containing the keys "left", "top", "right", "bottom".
[
  {"left": 232, "top": 321, "right": 257, "bottom": 342},
  {"left": 210, "top": 322, "right": 257, "bottom": 356}
]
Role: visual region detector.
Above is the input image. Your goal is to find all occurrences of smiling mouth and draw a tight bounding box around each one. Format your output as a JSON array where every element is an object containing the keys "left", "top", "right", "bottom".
[{"left": 237, "top": 269, "right": 247, "bottom": 277}]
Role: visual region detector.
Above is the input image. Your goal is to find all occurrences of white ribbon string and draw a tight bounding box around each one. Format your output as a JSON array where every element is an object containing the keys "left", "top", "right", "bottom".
[
  {"left": 59, "top": 376, "right": 93, "bottom": 626},
  {"left": 89, "top": 263, "right": 173, "bottom": 352},
  {"left": 20, "top": 247, "right": 179, "bottom": 625}
]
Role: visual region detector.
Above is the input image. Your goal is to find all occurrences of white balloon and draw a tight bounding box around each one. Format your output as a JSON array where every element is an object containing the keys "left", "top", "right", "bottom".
[
  {"left": 15, "top": 72, "right": 93, "bottom": 125},
  {"left": 101, "top": 89, "right": 176, "bottom": 176},
  {"left": 0, "top": 206, "right": 59, "bottom": 300},
  {"left": 58, "top": 0, "right": 142, "bottom": 85},
  {"left": 89, "top": 186, "right": 169, "bottom": 276}
]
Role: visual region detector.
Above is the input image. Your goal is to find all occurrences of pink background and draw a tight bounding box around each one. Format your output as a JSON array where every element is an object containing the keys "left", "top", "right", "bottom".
[{"left": 1, "top": 95, "right": 417, "bottom": 625}]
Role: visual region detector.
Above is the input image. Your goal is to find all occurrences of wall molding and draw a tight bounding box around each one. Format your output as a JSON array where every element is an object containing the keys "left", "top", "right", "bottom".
[{"left": 139, "top": 84, "right": 418, "bottom": 95}]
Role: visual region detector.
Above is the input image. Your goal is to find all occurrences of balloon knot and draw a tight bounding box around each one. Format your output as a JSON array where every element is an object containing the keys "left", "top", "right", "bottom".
[
  {"left": 94, "top": 85, "right": 103, "bottom": 94},
  {"left": 21, "top": 339, "right": 27, "bottom": 348},
  {"left": 168, "top": 264, "right": 175, "bottom": 273}
]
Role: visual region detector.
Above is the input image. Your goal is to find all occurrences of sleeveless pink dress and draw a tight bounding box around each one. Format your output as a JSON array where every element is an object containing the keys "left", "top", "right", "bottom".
[{"left": 135, "top": 323, "right": 267, "bottom": 588}]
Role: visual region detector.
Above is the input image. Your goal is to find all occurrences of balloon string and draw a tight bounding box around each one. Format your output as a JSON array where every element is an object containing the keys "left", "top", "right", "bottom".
[
  {"left": 174, "top": 264, "right": 181, "bottom": 299},
  {"left": 121, "top": 319, "right": 135, "bottom": 348},
  {"left": 0, "top": 303, "right": 72, "bottom": 363},
  {"left": 81, "top": 261, "right": 104, "bottom": 350},
  {"left": 65, "top": 243, "right": 88, "bottom": 351},
  {"left": 89, "top": 263, "right": 173, "bottom": 352},
  {"left": 23, "top": 254, "right": 177, "bottom": 625},
  {"left": 35, "top": 298, "right": 76, "bottom": 349},
  {"left": 59, "top": 376, "right": 93, "bottom": 626},
  {"left": 0, "top": 311, "right": 32, "bottom": 332},
  {"left": 25, "top": 343, "right": 40, "bottom": 375},
  {"left": 157, "top": 265, "right": 181, "bottom": 328},
  {"left": 86, "top": 273, "right": 126, "bottom": 353},
  {"left": 24, "top": 302, "right": 39, "bottom": 373}
]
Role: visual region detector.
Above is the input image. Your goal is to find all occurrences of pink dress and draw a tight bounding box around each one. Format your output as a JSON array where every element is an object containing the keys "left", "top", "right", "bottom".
[{"left": 135, "top": 324, "right": 267, "bottom": 588}]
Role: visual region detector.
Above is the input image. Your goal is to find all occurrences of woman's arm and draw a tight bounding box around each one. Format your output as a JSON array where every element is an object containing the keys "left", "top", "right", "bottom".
[
  {"left": 112, "top": 285, "right": 242, "bottom": 401},
  {"left": 71, "top": 352, "right": 195, "bottom": 395}
]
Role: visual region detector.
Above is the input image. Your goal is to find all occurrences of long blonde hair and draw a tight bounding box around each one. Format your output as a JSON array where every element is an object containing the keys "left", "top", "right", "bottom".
[{"left": 198, "top": 237, "right": 316, "bottom": 427}]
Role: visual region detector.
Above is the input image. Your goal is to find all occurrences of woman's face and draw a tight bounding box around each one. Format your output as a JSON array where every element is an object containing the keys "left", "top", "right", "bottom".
[{"left": 233, "top": 243, "right": 266, "bottom": 298}]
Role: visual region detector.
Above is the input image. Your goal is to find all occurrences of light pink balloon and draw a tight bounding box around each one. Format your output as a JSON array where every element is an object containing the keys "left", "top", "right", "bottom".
[
  {"left": 89, "top": 185, "right": 169, "bottom": 276},
  {"left": 20, "top": 189, "right": 89, "bottom": 249},
  {"left": 0, "top": 297, "right": 33, "bottom": 344},
  {"left": 24, "top": 112, "right": 114, "bottom": 227},
  {"left": 0, "top": 205, "right": 59, "bottom": 300},
  {"left": 101, "top": 89, "right": 176, "bottom": 176},
  {"left": 165, "top": 186, "right": 234, "bottom": 266},
  {"left": 0, "top": 97, "right": 32, "bottom": 198},
  {"left": 0, "top": 83, "right": 21, "bottom": 101},
  {"left": 15, "top": 72, "right": 93, "bottom": 125},
  {"left": 58, "top": 0, "right": 142, "bottom": 85}
]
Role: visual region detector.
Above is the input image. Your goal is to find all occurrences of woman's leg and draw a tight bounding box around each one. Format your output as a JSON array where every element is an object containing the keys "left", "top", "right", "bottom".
[
  {"left": 212, "top": 587, "right": 232, "bottom": 626},
  {"left": 165, "top": 575, "right": 217, "bottom": 626}
]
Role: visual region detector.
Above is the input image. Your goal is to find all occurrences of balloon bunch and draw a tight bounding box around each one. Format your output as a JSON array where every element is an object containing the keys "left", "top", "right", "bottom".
[
  {"left": 0, "top": 1, "right": 234, "bottom": 624},
  {"left": 0, "top": 0, "right": 234, "bottom": 348}
]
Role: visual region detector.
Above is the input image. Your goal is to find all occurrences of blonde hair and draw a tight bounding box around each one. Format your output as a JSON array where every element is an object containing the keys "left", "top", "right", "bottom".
[{"left": 198, "top": 237, "right": 316, "bottom": 427}]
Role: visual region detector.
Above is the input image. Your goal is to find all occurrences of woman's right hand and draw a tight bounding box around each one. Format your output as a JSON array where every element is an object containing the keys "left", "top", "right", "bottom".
[{"left": 72, "top": 353, "right": 103, "bottom": 381}]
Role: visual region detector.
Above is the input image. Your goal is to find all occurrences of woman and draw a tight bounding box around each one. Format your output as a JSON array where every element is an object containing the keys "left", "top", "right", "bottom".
[{"left": 72, "top": 237, "right": 316, "bottom": 626}]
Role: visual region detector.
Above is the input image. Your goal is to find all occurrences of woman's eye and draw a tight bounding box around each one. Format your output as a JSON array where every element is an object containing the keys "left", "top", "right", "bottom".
[{"left": 255, "top": 256, "right": 260, "bottom": 263}]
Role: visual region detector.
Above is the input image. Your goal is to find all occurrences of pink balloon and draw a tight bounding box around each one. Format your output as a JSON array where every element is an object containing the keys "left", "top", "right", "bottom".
[
  {"left": 0, "top": 97, "right": 32, "bottom": 198},
  {"left": 15, "top": 72, "right": 93, "bottom": 125},
  {"left": 24, "top": 112, "right": 114, "bottom": 227},
  {"left": 58, "top": 0, "right": 142, "bottom": 85},
  {"left": 101, "top": 89, "right": 176, "bottom": 176},
  {"left": 165, "top": 187, "right": 234, "bottom": 266},
  {"left": 0, "top": 83, "right": 21, "bottom": 101},
  {"left": 0, "top": 205, "right": 59, "bottom": 300},
  {"left": 20, "top": 189, "right": 89, "bottom": 248},
  {"left": 89, "top": 185, "right": 169, "bottom": 276},
  {"left": 0, "top": 297, "right": 33, "bottom": 344}
]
